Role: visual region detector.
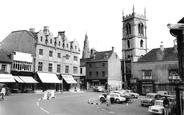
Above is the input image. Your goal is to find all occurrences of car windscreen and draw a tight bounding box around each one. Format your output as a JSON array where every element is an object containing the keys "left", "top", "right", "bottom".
[{"left": 145, "top": 94, "right": 154, "bottom": 98}]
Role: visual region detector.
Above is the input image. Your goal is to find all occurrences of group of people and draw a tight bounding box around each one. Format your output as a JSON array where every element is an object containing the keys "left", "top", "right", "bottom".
[{"left": 163, "top": 96, "right": 177, "bottom": 115}]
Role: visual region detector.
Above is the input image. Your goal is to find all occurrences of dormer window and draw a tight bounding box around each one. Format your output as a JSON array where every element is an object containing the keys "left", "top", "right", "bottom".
[{"left": 104, "top": 53, "right": 109, "bottom": 59}]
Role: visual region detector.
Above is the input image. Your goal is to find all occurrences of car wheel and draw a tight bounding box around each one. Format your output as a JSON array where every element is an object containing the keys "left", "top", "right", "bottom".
[
  {"left": 141, "top": 104, "right": 144, "bottom": 106},
  {"left": 100, "top": 97, "right": 105, "bottom": 103},
  {"left": 116, "top": 99, "right": 120, "bottom": 103}
]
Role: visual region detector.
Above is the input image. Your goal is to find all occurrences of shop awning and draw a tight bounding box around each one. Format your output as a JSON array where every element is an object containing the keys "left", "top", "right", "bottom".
[
  {"left": 37, "top": 73, "right": 61, "bottom": 83},
  {"left": 62, "top": 75, "right": 77, "bottom": 84},
  {"left": 0, "top": 74, "right": 16, "bottom": 83},
  {"left": 13, "top": 76, "right": 24, "bottom": 83},
  {"left": 19, "top": 76, "right": 38, "bottom": 83}
]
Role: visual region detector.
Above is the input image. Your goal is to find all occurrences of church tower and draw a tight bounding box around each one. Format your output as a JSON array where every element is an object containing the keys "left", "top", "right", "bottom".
[
  {"left": 122, "top": 6, "right": 148, "bottom": 87},
  {"left": 82, "top": 33, "right": 90, "bottom": 59}
]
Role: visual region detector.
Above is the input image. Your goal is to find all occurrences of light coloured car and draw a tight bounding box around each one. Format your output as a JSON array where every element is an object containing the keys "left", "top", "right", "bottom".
[
  {"left": 111, "top": 90, "right": 132, "bottom": 102},
  {"left": 93, "top": 86, "right": 105, "bottom": 92},
  {"left": 126, "top": 90, "right": 139, "bottom": 99},
  {"left": 148, "top": 100, "right": 165, "bottom": 114},
  {"left": 148, "top": 96, "right": 175, "bottom": 115},
  {"left": 157, "top": 91, "right": 170, "bottom": 96},
  {"left": 99, "top": 92, "right": 126, "bottom": 103}
]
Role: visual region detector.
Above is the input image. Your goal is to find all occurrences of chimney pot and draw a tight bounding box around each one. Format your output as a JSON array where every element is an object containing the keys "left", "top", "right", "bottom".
[{"left": 29, "top": 28, "right": 35, "bottom": 32}]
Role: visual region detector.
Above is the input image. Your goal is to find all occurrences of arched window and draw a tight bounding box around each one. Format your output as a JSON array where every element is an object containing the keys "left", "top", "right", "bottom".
[
  {"left": 138, "top": 23, "right": 144, "bottom": 35},
  {"left": 140, "top": 40, "right": 143, "bottom": 47},
  {"left": 126, "top": 23, "right": 131, "bottom": 35},
  {"left": 127, "top": 40, "right": 130, "bottom": 48}
]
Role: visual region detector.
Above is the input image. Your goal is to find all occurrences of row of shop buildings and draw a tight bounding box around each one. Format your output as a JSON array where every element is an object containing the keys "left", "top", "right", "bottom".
[{"left": 0, "top": 26, "right": 80, "bottom": 93}]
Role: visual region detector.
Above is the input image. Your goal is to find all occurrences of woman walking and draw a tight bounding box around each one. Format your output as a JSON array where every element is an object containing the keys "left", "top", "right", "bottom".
[{"left": 1, "top": 85, "right": 6, "bottom": 100}]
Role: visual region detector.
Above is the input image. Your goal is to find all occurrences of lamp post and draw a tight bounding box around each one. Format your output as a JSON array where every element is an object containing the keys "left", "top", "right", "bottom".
[{"left": 168, "top": 21, "right": 184, "bottom": 115}]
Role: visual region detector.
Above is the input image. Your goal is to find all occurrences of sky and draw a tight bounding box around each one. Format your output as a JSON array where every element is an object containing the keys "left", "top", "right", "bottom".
[{"left": 0, "top": 0, "right": 183, "bottom": 58}]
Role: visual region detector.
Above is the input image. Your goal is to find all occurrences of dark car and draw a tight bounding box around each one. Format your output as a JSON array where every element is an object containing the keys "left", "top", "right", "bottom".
[{"left": 141, "top": 93, "right": 161, "bottom": 106}]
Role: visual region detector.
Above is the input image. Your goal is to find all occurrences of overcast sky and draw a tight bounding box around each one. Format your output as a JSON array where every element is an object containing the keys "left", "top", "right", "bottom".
[{"left": 0, "top": 0, "right": 183, "bottom": 58}]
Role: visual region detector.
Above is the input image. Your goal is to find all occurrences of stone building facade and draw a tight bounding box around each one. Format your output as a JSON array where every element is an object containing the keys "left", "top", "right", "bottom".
[
  {"left": 132, "top": 42, "right": 179, "bottom": 95},
  {"left": 122, "top": 6, "right": 148, "bottom": 88},
  {"left": 85, "top": 47, "right": 122, "bottom": 89},
  {"left": 0, "top": 26, "right": 80, "bottom": 92}
]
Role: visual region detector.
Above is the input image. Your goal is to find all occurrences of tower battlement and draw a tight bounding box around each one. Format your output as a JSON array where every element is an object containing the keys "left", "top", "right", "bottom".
[{"left": 123, "top": 13, "right": 146, "bottom": 21}]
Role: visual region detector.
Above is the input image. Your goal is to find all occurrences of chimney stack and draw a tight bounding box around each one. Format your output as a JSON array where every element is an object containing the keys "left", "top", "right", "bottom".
[
  {"left": 29, "top": 28, "right": 35, "bottom": 32},
  {"left": 112, "top": 46, "right": 114, "bottom": 52},
  {"left": 43, "top": 26, "right": 50, "bottom": 35}
]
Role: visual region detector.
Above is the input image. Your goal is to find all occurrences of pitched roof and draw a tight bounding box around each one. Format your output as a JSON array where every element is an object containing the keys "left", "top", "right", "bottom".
[
  {"left": 12, "top": 30, "right": 37, "bottom": 39},
  {"left": 0, "top": 50, "right": 12, "bottom": 63},
  {"left": 137, "top": 47, "right": 178, "bottom": 63},
  {"left": 87, "top": 50, "right": 113, "bottom": 62}
]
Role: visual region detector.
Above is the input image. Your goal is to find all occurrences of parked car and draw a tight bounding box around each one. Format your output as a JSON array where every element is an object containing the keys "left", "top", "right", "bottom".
[
  {"left": 111, "top": 90, "right": 132, "bottom": 102},
  {"left": 93, "top": 86, "right": 105, "bottom": 92},
  {"left": 157, "top": 91, "right": 170, "bottom": 96},
  {"left": 148, "top": 96, "right": 175, "bottom": 114},
  {"left": 126, "top": 90, "right": 139, "bottom": 99},
  {"left": 99, "top": 92, "right": 126, "bottom": 103},
  {"left": 141, "top": 93, "right": 162, "bottom": 106}
]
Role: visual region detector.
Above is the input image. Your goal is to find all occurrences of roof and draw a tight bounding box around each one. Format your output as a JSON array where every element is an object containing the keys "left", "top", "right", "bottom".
[
  {"left": 137, "top": 47, "right": 178, "bottom": 63},
  {"left": 12, "top": 30, "right": 37, "bottom": 39},
  {"left": 0, "top": 50, "right": 12, "bottom": 63},
  {"left": 87, "top": 50, "right": 113, "bottom": 62}
]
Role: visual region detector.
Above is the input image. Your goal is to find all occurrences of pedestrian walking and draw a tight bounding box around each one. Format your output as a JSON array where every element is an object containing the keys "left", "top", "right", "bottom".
[
  {"left": 163, "top": 96, "right": 170, "bottom": 115},
  {"left": 106, "top": 94, "right": 111, "bottom": 108},
  {"left": 1, "top": 85, "right": 6, "bottom": 100}
]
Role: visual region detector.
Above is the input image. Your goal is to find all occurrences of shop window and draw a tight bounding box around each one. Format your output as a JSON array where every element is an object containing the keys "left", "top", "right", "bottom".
[
  {"left": 142, "top": 70, "right": 152, "bottom": 79},
  {"left": 38, "top": 62, "right": 43, "bottom": 71}
]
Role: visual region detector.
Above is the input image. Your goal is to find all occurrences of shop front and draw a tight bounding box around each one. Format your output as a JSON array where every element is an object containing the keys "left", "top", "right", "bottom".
[
  {"left": 62, "top": 74, "right": 77, "bottom": 92},
  {"left": 138, "top": 79, "right": 155, "bottom": 95},
  {"left": 36, "top": 72, "right": 61, "bottom": 92},
  {"left": 0, "top": 74, "right": 16, "bottom": 91}
]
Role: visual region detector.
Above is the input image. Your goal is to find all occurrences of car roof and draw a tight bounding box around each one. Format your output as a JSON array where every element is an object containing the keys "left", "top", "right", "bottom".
[{"left": 146, "top": 93, "right": 160, "bottom": 95}]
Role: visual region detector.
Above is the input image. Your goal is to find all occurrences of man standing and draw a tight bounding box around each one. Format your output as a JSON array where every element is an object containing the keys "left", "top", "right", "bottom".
[
  {"left": 163, "top": 96, "right": 170, "bottom": 115},
  {"left": 1, "top": 85, "right": 6, "bottom": 100}
]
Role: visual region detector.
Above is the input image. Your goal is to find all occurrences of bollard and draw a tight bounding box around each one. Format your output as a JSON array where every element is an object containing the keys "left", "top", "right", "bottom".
[{"left": 42, "top": 91, "right": 48, "bottom": 100}]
